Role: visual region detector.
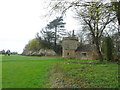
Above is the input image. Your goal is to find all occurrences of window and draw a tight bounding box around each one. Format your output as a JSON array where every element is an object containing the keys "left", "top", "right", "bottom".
[
  {"left": 67, "top": 53, "right": 69, "bottom": 56},
  {"left": 81, "top": 52, "right": 87, "bottom": 57}
]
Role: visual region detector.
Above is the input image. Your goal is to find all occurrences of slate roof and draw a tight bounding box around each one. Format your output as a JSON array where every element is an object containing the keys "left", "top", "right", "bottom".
[{"left": 75, "top": 44, "right": 95, "bottom": 52}]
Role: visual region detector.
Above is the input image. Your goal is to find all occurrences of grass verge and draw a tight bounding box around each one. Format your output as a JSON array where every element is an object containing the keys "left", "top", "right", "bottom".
[{"left": 49, "top": 60, "right": 119, "bottom": 88}]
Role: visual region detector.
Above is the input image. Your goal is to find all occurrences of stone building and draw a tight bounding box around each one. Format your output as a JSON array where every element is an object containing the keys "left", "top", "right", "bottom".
[{"left": 62, "top": 37, "right": 99, "bottom": 60}]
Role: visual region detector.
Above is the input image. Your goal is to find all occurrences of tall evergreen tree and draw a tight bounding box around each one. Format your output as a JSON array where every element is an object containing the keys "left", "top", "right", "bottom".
[
  {"left": 41, "top": 27, "right": 54, "bottom": 43},
  {"left": 47, "top": 16, "right": 66, "bottom": 47}
]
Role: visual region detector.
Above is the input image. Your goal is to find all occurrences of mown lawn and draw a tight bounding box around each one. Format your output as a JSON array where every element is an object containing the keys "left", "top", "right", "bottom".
[
  {"left": 2, "top": 55, "right": 61, "bottom": 60},
  {"left": 2, "top": 55, "right": 119, "bottom": 88},
  {"left": 2, "top": 55, "right": 63, "bottom": 88},
  {"left": 0, "top": 55, "right": 2, "bottom": 89},
  {"left": 0, "top": 61, "right": 2, "bottom": 89}
]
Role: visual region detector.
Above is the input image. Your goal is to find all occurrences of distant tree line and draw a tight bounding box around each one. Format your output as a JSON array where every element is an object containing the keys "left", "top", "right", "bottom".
[{"left": 0, "top": 50, "right": 18, "bottom": 56}]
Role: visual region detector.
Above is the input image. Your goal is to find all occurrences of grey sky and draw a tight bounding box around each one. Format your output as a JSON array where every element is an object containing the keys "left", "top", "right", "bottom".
[{"left": 0, "top": 0, "right": 79, "bottom": 54}]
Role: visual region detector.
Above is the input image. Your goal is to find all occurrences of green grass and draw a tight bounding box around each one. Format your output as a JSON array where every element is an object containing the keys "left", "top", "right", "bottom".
[
  {"left": 0, "top": 61, "right": 2, "bottom": 89},
  {"left": 2, "top": 55, "right": 61, "bottom": 60},
  {"left": 2, "top": 55, "right": 119, "bottom": 88},
  {"left": 49, "top": 61, "right": 119, "bottom": 88},
  {"left": 2, "top": 55, "right": 39, "bottom": 59},
  {"left": 0, "top": 55, "right": 2, "bottom": 89},
  {"left": 2, "top": 55, "right": 63, "bottom": 88}
]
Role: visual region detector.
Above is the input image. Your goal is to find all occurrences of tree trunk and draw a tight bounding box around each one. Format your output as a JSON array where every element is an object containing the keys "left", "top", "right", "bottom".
[
  {"left": 96, "top": 43, "right": 103, "bottom": 61},
  {"left": 54, "top": 26, "right": 57, "bottom": 47},
  {"left": 94, "top": 37, "right": 103, "bottom": 61}
]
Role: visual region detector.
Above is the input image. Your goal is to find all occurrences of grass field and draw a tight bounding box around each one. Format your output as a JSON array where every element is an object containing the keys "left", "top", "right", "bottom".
[
  {"left": 2, "top": 55, "right": 63, "bottom": 88},
  {"left": 2, "top": 55, "right": 61, "bottom": 60},
  {"left": 0, "top": 55, "right": 2, "bottom": 89},
  {"left": 2, "top": 55, "right": 119, "bottom": 88}
]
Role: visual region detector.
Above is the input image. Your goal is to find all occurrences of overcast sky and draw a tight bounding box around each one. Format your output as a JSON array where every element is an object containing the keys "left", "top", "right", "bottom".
[{"left": 0, "top": 0, "right": 80, "bottom": 54}]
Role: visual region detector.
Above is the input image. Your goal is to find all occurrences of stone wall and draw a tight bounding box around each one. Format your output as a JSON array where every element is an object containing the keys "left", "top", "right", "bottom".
[
  {"left": 62, "top": 50, "right": 76, "bottom": 59},
  {"left": 62, "top": 37, "right": 79, "bottom": 59},
  {"left": 62, "top": 37, "right": 99, "bottom": 60}
]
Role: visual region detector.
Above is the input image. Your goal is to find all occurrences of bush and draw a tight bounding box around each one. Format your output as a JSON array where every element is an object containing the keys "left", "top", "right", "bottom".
[{"left": 102, "top": 36, "right": 114, "bottom": 61}]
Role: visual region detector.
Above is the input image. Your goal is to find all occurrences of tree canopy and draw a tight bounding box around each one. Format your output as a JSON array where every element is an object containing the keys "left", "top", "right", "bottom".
[{"left": 47, "top": 0, "right": 118, "bottom": 60}]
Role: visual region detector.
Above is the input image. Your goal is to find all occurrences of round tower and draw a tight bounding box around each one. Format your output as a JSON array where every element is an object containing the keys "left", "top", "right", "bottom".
[{"left": 62, "top": 37, "right": 78, "bottom": 59}]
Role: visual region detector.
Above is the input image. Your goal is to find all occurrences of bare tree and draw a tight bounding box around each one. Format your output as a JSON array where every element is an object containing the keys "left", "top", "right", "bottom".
[
  {"left": 48, "top": 0, "right": 117, "bottom": 60},
  {"left": 75, "top": 2, "right": 116, "bottom": 60},
  {"left": 111, "top": 0, "right": 120, "bottom": 25}
]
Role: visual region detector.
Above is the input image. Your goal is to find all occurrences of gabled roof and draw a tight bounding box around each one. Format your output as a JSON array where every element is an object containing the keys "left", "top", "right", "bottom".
[{"left": 75, "top": 44, "right": 95, "bottom": 52}]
